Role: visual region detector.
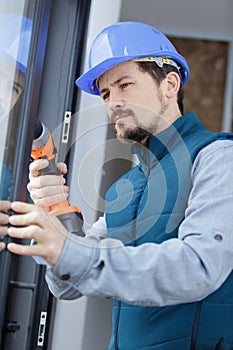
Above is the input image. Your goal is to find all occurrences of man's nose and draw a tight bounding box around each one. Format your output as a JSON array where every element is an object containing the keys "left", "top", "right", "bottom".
[
  {"left": 0, "top": 80, "right": 14, "bottom": 117},
  {"left": 108, "top": 91, "right": 125, "bottom": 112}
]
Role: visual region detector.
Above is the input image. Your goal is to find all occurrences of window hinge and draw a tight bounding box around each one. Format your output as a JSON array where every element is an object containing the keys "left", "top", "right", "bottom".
[
  {"left": 37, "top": 311, "right": 47, "bottom": 346},
  {"left": 62, "top": 111, "right": 72, "bottom": 143}
]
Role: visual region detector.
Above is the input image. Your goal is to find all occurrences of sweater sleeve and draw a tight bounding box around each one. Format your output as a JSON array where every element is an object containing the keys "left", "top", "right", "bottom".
[{"left": 46, "top": 140, "right": 233, "bottom": 306}]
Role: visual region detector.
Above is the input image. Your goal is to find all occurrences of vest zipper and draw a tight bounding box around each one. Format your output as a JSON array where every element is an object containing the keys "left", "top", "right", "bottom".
[
  {"left": 190, "top": 301, "right": 203, "bottom": 350},
  {"left": 114, "top": 301, "right": 121, "bottom": 350}
]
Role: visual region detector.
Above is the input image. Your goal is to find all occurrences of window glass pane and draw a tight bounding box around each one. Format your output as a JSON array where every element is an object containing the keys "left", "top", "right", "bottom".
[{"left": 0, "top": 1, "right": 33, "bottom": 199}]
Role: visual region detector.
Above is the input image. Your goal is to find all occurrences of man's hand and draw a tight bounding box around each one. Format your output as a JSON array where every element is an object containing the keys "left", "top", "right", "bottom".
[
  {"left": 7, "top": 201, "right": 67, "bottom": 266},
  {"left": 0, "top": 200, "right": 11, "bottom": 251},
  {"left": 27, "top": 159, "right": 69, "bottom": 210}
]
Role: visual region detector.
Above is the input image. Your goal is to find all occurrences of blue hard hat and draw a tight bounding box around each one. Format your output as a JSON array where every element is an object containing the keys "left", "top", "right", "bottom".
[
  {"left": 76, "top": 21, "right": 190, "bottom": 95},
  {"left": 0, "top": 13, "right": 33, "bottom": 74}
]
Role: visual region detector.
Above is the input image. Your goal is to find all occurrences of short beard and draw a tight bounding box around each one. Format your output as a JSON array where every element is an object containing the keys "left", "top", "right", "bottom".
[
  {"left": 112, "top": 112, "right": 161, "bottom": 143},
  {"left": 118, "top": 126, "right": 152, "bottom": 143},
  {"left": 110, "top": 97, "right": 167, "bottom": 143}
]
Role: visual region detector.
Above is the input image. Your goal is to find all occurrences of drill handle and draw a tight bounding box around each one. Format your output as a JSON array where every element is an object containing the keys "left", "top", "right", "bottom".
[
  {"left": 39, "top": 158, "right": 60, "bottom": 176},
  {"left": 38, "top": 157, "right": 82, "bottom": 219}
]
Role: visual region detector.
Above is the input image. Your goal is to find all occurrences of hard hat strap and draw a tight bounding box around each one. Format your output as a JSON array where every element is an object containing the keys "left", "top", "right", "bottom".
[{"left": 132, "top": 56, "right": 180, "bottom": 71}]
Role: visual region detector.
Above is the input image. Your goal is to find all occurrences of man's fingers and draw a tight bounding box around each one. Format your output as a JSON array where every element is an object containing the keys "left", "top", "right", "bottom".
[
  {"left": 0, "top": 212, "right": 10, "bottom": 226},
  {"left": 27, "top": 174, "right": 69, "bottom": 209},
  {"left": 7, "top": 207, "right": 67, "bottom": 266},
  {"left": 7, "top": 241, "right": 42, "bottom": 257},
  {"left": 9, "top": 202, "right": 66, "bottom": 236},
  {"left": 0, "top": 200, "right": 11, "bottom": 211},
  {"left": 31, "top": 193, "right": 69, "bottom": 209},
  {"left": 57, "top": 162, "right": 67, "bottom": 175},
  {"left": 27, "top": 175, "right": 67, "bottom": 204},
  {"left": 28, "top": 174, "right": 66, "bottom": 190},
  {"left": 9, "top": 202, "right": 51, "bottom": 228},
  {"left": 8, "top": 224, "right": 41, "bottom": 240},
  {"left": 29, "top": 182, "right": 69, "bottom": 199},
  {"left": 0, "top": 242, "right": 6, "bottom": 252},
  {"left": 0, "top": 201, "right": 11, "bottom": 236},
  {"left": 29, "top": 159, "right": 49, "bottom": 178},
  {"left": 29, "top": 160, "right": 67, "bottom": 179},
  {"left": 11, "top": 201, "right": 37, "bottom": 215},
  {"left": 0, "top": 227, "right": 8, "bottom": 235},
  {"left": 27, "top": 161, "right": 68, "bottom": 210},
  {"left": 7, "top": 240, "right": 60, "bottom": 267}
]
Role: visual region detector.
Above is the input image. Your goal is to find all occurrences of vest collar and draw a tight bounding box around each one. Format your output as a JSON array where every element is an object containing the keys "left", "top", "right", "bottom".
[{"left": 131, "top": 113, "right": 205, "bottom": 167}]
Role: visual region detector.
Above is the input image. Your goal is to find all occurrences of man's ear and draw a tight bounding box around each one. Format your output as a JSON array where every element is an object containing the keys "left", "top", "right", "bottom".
[{"left": 165, "top": 72, "right": 181, "bottom": 98}]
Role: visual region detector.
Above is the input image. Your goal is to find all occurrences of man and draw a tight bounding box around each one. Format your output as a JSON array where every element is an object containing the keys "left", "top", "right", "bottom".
[
  {"left": 0, "top": 13, "right": 32, "bottom": 201},
  {"left": 0, "top": 13, "right": 32, "bottom": 119},
  {"left": 0, "top": 13, "right": 32, "bottom": 251},
  {"left": 0, "top": 55, "right": 24, "bottom": 119},
  {"left": 1, "top": 22, "right": 233, "bottom": 349}
]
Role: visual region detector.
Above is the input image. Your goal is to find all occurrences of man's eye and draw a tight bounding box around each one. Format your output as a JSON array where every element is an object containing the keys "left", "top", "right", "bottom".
[
  {"left": 13, "top": 85, "right": 19, "bottom": 94},
  {"left": 102, "top": 92, "right": 110, "bottom": 101},
  {"left": 120, "top": 82, "right": 131, "bottom": 89},
  {"left": 12, "top": 83, "right": 22, "bottom": 95}
]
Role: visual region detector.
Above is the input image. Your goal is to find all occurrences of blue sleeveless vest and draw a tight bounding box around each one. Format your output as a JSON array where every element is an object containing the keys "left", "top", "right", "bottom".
[{"left": 105, "top": 113, "right": 233, "bottom": 350}]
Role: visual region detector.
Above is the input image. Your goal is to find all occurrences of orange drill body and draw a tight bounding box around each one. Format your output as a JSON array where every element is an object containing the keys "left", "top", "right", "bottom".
[
  {"left": 31, "top": 122, "right": 82, "bottom": 217},
  {"left": 31, "top": 132, "right": 57, "bottom": 161}
]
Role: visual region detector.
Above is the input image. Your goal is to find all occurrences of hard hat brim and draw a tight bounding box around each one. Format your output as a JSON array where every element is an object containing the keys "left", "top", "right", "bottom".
[{"left": 0, "top": 50, "right": 27, "bottom": 74}]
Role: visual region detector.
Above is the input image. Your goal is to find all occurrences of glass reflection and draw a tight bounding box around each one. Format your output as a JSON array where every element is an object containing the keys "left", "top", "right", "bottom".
[{"left": 0, "top": 13, "right": 32, "bottom": 199}]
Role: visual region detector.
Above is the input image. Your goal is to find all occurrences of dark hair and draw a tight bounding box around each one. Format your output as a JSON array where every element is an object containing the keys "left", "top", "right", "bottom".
[{"left": 136, "top": 62, "right": 184, "bottom": 115}]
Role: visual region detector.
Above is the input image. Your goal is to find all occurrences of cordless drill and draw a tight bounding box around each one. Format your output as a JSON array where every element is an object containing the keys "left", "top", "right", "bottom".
[{"left": 31, "top": 121, "right": 84, "bottom": 236}]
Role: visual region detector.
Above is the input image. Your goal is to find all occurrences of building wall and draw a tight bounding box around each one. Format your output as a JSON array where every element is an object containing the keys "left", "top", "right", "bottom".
[{"left": 169, "top": 37, "right": 229, "bottom": 131}]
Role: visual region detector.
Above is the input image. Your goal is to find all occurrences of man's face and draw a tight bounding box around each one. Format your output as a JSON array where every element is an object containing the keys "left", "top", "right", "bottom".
[
  {"left": 0, "top": 57, "right": 24, "bottom": 118},
  {"left": 98, "top": 62, "right": 169, "bottom": 143}
]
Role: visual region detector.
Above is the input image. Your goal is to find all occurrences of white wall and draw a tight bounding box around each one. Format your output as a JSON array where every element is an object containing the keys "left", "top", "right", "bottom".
[
  {"left": 0, "top": 0, "right": 25, "bottom": 14},
  {"left": 120, "top": 0, "right": 233, "bottom": 40}
]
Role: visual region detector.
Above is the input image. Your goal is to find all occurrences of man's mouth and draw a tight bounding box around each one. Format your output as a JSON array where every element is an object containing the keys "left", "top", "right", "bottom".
[
  {"left": 114, "top": 113, "right": 129, "bottom": 123},
  {"left": 111, "top": 109, "right": 132, "bottom": 124}
]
